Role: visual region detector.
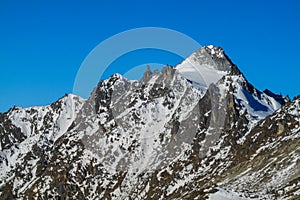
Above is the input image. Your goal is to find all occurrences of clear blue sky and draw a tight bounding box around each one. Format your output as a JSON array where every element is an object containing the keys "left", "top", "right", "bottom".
[{"left": 1, "top": 0, "right": 300, "bottom": 112}]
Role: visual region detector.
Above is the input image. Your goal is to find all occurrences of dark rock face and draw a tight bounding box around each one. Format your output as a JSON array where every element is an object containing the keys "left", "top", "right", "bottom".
[
  {"left": 0, "top": 46, "right": 299, "bottom": 199},
  {"left": 264, "top": 89, "right": 289, "bottom": 105},
  {"left": 0, "top": 112, "right": 25, "bottom": 151}
]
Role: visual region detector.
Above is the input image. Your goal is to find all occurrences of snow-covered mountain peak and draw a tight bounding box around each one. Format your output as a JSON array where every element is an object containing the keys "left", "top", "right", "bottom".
[
  {"left": 175, "top": 46, "right": 287, "bottom": 125},
  {"left": 175, "top": 45, "right": 241, "bottom": 91}
]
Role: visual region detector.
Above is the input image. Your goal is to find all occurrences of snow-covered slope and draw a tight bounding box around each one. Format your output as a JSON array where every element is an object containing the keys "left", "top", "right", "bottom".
[
  {"left": 176, "top": 45, "right": 231, "bottom": 89},
  {"left": 175, "top": 46, "right": 229, "bottom": 91},
  {"left": 0, "top": 94, "right": 85, "bottom": 197},
  {"left": 0, "top": 45, "right": 297, "bottom": 200}
]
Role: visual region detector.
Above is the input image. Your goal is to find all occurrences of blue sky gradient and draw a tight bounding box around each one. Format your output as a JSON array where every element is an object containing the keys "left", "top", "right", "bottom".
[{"left": 1, "top": 0, "right": 300, "bottom": 112}]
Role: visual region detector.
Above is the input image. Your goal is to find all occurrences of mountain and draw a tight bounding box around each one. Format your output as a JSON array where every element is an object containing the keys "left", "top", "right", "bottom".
[{"left": 0, "top": 46, "right": 299, "bottom": 200}]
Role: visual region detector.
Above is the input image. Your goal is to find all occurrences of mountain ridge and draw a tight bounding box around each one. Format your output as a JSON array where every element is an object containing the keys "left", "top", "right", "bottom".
[{"left": 0, "top": 45, "right": 299, "bottom": 199}]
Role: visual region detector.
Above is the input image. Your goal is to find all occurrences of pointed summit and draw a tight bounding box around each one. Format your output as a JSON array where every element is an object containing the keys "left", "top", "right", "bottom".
[
  {"left": 205, "top": 45, "right": 226, "bottom": 59},
  {"left": 141, "top": 65, "right": 152, "bottom": 83},
  {"left": 175, "top": 45, "right": 239, "bottom": 90}
]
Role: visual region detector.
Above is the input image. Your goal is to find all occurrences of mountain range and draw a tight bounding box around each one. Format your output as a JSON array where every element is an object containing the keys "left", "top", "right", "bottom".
[{"left": 0, "top": 45, "right": 299, "bottom": 200}]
